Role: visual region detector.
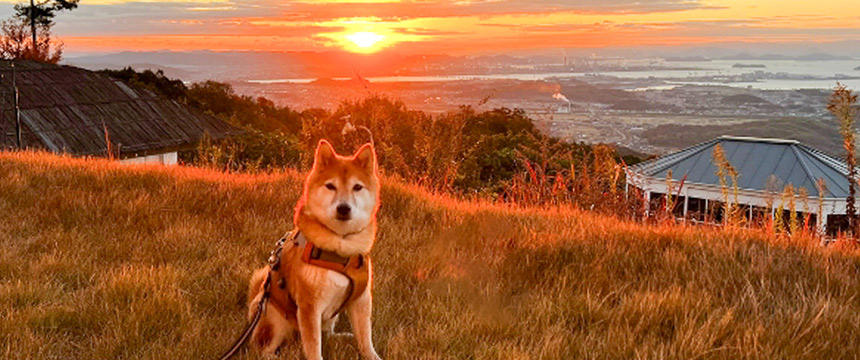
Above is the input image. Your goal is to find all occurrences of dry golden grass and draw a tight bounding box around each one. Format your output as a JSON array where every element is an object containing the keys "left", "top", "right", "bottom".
[{"left": 2, "top": 151, "right": 860, "bottom": 359}]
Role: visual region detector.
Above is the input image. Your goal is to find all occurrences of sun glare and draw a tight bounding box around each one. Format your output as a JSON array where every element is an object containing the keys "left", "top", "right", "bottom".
[
  {"left": 318, "top": 18, "right": 426, "bottom": 54},
  {"left": 345, "top": 32, "right": 385, "bottom": 52}
]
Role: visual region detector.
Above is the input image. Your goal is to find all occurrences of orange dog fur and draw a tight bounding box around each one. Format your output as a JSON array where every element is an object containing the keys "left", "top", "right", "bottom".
[{"left": 247, "top": 140, "right": 381, "bottom": 360}]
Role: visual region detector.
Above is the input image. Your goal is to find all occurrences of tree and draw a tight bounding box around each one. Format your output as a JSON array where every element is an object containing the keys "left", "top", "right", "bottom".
[
  {"left": 0, "top": 0, "right": 77, "bottom": 63},
  {"left": 14, "top": 0, "right": 78, "bottom": 48},
  {"left": 0, "top": 17, "right": 61, "bottom": 63},
  {"left": 828, "top": 83, "right": 859, "bottom": 236},
  {"left": 99, "top": 67, "right": 189, "bottom": 102}
]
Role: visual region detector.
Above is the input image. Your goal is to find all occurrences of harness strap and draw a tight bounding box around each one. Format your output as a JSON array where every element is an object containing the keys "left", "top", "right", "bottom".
[
  {"left": 336, "top": 252, "right": 369, "bottom": 316},
  {"left": 297, "top": 234, "right": 370, "bottom": 318},
  {"left": 218, "top": 231, "right": 297, "bottom": 360}
]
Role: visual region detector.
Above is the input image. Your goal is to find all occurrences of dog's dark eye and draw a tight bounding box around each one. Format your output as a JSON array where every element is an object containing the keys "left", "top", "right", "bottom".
[
  {"left": 325, "top": 183, "right": 336, "bottom": 191},
  {"left": 353, "top": 184, "right": 364, "bottom": 191}
]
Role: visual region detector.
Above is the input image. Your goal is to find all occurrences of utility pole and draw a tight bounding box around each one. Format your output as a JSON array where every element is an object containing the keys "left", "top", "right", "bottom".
[
  {"left": 13, "top": 62, "right": 21, "bottom": 149},
  {"left": 29, "top": 0, "right": 37, "bottom": 52}
]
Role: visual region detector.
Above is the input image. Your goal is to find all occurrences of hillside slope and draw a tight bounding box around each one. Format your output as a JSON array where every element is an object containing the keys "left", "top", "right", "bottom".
[{"left": 2, "top": 152, "right": 860, "bottom": 359}]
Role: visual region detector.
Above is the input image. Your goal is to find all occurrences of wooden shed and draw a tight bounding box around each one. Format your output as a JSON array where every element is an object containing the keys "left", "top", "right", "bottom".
[{"left": 0, "top": 60, "right": 238, "bottom": 164}]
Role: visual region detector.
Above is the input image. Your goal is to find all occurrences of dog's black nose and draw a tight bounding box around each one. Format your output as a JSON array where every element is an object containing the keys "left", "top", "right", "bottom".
[{"left": 336, "top": 204, "right": 351, "bottom": 219}]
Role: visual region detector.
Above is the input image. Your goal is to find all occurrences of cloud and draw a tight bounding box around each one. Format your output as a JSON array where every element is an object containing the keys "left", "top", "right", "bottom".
[
  {"left": 0, "top": 0, "right": 855, "bottom": 54},
  {"left": 393, "top": 27, "right": 465, "bottom": 36},
  {"left": 276, "top": 0, "right": 712, "bottom": 21},
  {"left": 32, "top": 0, "right": 712, "bottom": 38},
  {"left": 6, "top": 0, "right": 713, "bottom": 29}
]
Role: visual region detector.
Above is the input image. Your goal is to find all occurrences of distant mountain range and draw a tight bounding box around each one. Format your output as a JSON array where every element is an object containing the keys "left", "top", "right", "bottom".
[
  {"left": 64, "top": 50, "right": 459, "bottom": 82},
  {"left": 63, "top": 49, "right": 858, "bottom": 83},
  {"left": 720, "top": 52, "right": 852, "bottom": 61},
  {"left": 664, "top": 53, "right": 852, "bottom": 62}
]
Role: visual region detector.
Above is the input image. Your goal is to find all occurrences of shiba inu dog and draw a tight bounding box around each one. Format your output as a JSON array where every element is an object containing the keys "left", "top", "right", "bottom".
[{"left": 247, "top": 140, "right": 382, "bottom": 360}]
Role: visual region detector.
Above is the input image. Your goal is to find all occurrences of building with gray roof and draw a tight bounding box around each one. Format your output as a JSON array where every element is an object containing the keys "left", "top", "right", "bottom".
[
  {"left": 627, "top": 136, "right": 852, "bottom": 234},
  {"left": 0, "top": 60, "right": 239, "bottom": 164}
]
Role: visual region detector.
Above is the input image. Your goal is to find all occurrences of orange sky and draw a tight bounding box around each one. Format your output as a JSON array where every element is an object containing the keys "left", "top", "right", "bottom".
[{"left": 2, "top": 0, "right": 858, "bottom": 54}]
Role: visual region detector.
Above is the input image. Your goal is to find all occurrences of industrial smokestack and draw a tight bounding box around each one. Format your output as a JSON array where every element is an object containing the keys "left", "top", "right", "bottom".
[{"left": 553, "top": 92, "right": 571, "bottom": 113}]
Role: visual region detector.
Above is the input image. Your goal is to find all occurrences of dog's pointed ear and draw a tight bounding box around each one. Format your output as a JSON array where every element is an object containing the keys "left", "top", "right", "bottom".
[
  {"left": 314, "top": 139, "right": 336, "bottom": 168},
  {"left": 353, "top": 143, "right": 376, "bottom": 172}
]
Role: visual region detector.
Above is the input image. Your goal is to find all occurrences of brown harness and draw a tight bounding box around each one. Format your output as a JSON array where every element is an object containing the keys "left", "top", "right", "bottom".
[
  {"left": 219, "top": 230, "right": 369, "bottom": 360},
  {"left": 273, "top": 231, "right": 370, "bottom": 319}
]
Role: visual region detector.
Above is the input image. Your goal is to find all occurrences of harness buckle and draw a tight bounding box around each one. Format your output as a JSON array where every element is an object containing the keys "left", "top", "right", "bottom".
[{"left": 267, "top": 234, "right": 289, "bottom": 270}]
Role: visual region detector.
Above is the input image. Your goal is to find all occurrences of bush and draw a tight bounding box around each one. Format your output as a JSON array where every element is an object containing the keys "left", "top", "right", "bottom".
[{"left": 105, "top": 69, "right": 643, "bottom": 211}]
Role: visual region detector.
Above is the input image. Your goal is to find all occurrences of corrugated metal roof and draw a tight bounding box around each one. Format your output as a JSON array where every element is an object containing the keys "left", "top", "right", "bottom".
[
  {"left": 0, "top": 60, "right": 239, "bottom": 156},
  {"left": 630, "top": 136, "right": 851, "bottom": 198}
]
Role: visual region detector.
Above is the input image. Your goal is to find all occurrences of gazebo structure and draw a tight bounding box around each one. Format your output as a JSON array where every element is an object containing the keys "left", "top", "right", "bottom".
[{"left": 626, "top": 136, "right": 851, "bottom": 234}]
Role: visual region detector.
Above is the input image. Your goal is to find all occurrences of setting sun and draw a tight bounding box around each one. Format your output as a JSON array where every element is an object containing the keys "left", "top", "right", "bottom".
[{"left": 345, "top": 32, "right": 385, "bottom": 52}]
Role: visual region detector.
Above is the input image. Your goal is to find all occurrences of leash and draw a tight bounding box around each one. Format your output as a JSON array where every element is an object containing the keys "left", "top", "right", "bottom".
[{"left": 217, "top": 232, "right": 292, "bottom": 360}]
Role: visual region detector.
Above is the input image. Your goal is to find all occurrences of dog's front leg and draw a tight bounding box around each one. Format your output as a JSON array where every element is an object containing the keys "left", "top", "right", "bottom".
[
  {"left": 347, "top": 291, "right": 381, "bottom": 360},
  {"left": 297, "top": 304, "right": 323, "bottom": 360}
]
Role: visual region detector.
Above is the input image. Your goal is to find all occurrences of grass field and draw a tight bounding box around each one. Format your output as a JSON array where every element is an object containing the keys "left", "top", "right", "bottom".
[{"left": 3, "top": 151, "right": 860, "bottom": 359}]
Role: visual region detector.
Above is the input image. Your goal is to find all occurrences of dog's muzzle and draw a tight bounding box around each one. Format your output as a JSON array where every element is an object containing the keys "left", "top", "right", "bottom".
[{"left": 336, "top": 204, "right": 351, "bottom": 221}]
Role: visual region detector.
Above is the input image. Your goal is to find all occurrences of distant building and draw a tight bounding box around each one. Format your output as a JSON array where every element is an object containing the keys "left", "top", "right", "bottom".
[
  {"left": 627, "top": 136, "right": 852, "bottom": 235},
  {"left": 0, "top": 61, "right": 238, "bottom": 165}
]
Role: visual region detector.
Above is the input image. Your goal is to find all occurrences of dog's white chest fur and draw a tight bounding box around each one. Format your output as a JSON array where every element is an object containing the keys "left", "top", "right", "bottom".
[
  {"left": 319, "top": 270, "right": 351, "bottom": 320},
  {"left": 326, "top": 271, "right": 351, "bottom": 287},
  {"left": 296, "top": 264, "right": 351, "bottom": 319}
]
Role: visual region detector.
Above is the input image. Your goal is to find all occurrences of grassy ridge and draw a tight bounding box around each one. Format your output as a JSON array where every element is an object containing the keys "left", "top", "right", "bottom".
[{"left": 2, "top": 152, "right": 860, "bottom": 359}]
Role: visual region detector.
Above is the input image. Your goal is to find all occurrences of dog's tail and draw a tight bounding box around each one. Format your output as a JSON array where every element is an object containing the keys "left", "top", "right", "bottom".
[{"left": 247, "top": 268, "right": 270, "bottom": 320}]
